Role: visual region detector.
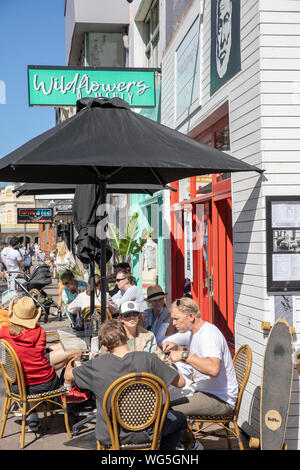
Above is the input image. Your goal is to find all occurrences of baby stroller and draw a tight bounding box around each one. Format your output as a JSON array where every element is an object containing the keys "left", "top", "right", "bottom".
[{"left": 14, "top": 264, "right": 62, "bottom": 323}]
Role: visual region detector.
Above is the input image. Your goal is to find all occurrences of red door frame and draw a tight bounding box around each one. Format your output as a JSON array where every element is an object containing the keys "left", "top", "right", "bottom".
[{"left": 170, "top": 109, "right": 234, "bottom": 348}]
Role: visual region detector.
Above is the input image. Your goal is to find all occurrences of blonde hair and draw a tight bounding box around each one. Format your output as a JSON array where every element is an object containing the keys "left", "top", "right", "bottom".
[
  {"left": 9, "top": 322, "right": 25, "bottom": 336},
  {"left": 56, "top": 241, "right": 70, "bottom": 259},
  {"left": 171, "top": 297, "right": 201, "bottom": 318}
]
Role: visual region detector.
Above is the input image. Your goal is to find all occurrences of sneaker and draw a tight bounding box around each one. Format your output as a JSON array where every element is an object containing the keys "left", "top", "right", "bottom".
[
  {"left": 190, "top": 440, "right": 204, "bottom": 451},
  {"left": 64, "top": 386, "right": 90, "bottom": 404},
  {"left": 27, "top": 418, "right": 40, "bottom": 433},
  {"left": 11, "top": 402, "right": 22, "bottom": 417}
]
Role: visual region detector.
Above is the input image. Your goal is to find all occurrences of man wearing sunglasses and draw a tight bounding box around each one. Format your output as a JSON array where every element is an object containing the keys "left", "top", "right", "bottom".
[{"left": 162, "top": 297, "right": 238, "bottom": 422}]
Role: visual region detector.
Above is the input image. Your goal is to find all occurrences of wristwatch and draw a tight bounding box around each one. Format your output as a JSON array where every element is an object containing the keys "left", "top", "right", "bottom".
[{"left": 181, "top": 351, "right": 189, "bottom": 362}]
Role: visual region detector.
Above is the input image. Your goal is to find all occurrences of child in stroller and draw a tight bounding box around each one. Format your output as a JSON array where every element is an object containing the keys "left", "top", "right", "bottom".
[{"left": 14, "top": 263, "right": 62, "bottom": 323}]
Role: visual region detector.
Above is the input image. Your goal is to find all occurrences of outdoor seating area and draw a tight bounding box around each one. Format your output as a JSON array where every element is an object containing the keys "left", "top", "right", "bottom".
[
  {"left": 0, "top": 269, "right": 253, "bottom": 451},
  {"left": 1, "top": 0, "right": 299, "bottom": 453}
]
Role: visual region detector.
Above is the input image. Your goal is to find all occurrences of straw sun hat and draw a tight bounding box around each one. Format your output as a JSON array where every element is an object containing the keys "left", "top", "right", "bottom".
[
  {"left": 146, "top": 285, "right": 167, "bottom": 302},
  {"left": 8, "top": 296, "right": 41, "bottom": 329}
]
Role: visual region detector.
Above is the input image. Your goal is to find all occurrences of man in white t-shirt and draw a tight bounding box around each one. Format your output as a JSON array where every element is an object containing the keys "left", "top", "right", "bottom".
[
  {"left": 1, "top": 237, "right": 24, "bottom": 290},
  {"left": 162, "top": 297, "right": 238, "bottom": 417}
]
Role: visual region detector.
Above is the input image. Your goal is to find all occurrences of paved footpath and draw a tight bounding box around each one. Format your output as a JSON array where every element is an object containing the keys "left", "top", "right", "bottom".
[{"left": 0, "top": 276, "right": 250, "bottom": 452}]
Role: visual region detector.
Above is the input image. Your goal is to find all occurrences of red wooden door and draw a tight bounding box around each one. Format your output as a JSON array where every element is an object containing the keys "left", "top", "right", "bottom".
[{"left": 212, "top": 196, "right": 234, "bottom": 349}]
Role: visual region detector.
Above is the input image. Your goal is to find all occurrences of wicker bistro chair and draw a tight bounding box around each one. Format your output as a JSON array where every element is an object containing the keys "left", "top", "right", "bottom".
[
  {"left": 97, "top": 372, "right": 170, "bottom": 450},
  {"left": 0, "top": 339, "right": 72, "bottom": 449},
  {"left": 188, "top": 344, "right": 252, "bottom": 450},
  {"left": 83, "top": 306, "right": 112, "bottom": 320}
]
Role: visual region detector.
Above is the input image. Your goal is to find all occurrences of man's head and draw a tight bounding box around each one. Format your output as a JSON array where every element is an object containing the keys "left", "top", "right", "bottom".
[
  {"left": 98, "top": 319, "right": 128, "bottom": 353},
  {"left": 170, "top": 297, "right": 201, "bottom": 333},
  {"left": 60, "top": 270, "right": 75, "bottom": 287},
  {"left": 9, "top": 237, "right": 20, "bottom": 249},
  {"left": 216, "top": 0, "right": 232, "bottom": 78}
]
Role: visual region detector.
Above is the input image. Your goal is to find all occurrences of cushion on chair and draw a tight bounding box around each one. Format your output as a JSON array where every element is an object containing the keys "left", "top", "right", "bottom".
[{"left": 12, "top": 386, "right": 68, "bottom": 400}]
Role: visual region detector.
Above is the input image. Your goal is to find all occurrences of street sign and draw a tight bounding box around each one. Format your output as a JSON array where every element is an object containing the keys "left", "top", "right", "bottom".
[
  {"left": 28, "top": 66, "right": 158, "bottom": 108},
  {"left": 55, "top": 203, "right": 73, "bottom": 214},
  {"left": 17, "top": 208, "right": 53, "bottom": 224}
]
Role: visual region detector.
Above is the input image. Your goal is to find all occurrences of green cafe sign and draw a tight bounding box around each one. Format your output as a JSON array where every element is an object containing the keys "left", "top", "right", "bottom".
[{"left": 28, "top": 66, "right": 158, "bottom": 108}]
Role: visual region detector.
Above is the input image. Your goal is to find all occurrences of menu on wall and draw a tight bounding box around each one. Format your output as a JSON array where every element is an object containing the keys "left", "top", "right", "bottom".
[
  {"left": 272, "top": 201, "right": 300, "bottom": 228},
  {"left": 267, "top": 197, "right": 300, "bottom": 292},
  {"left": 272, "top": 254, "right": 300, "bottom": 281}
]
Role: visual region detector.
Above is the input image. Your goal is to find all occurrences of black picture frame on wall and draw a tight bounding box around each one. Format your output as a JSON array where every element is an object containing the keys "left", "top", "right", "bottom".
[{"left": 266, "top": 196, "right": 300, "bottom": 293}]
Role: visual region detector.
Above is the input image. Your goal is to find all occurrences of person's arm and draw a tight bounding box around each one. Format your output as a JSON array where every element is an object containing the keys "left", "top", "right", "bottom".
[
  {"left": 167, "top": 350, "right": 221, "bottom": 377},
  {"left": 106, "top": 293, "right": 119, "bottom": 314},
  {"left": 16, "top": 252, "right": 24, "bottom": 270},
  {"left": 170, "top": 373, "right": 186, "bottom": 389},
  {"left": 114, "top": 286, "right": 139, "bottom": 307}
]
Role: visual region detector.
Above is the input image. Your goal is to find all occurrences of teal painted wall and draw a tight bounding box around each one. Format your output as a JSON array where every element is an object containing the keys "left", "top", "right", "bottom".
[{"left": 130, "top": 193, "right": 165, "bottom": 291}]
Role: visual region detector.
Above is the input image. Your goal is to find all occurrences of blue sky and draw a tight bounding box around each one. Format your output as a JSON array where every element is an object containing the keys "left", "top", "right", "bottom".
[{"left": 0, "top": 0, "right": 66, "bottom": 180}]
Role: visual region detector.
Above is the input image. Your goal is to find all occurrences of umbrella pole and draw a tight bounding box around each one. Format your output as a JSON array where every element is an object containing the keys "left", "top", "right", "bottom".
[{"left": 99, "top": 181, "right": 107, "bottom": 324}]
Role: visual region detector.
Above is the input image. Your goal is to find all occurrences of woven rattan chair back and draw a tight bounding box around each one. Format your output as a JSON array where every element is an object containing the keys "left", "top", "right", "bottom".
[
  {"left": 232, "top": 345, "right": 252, "bottom": 420},
  {"left": 0, "top": 339, "right": 26, "bottom": 399},
  {"left": 0, "top": 338, "right": 71, "bottom": 449},
  {"left": 99, "top": 372, "right": 170, "bottom": 450}
]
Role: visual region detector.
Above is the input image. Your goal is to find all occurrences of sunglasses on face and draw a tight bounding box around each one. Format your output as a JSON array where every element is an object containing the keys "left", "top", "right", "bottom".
[
  {"left": 116, "top": 278, "right": 127, "bottom": 283},
  {"left": 62, "top": 281, "right": 69, "bottom": 286},
  {"left": 121, "top": 311, "right": 140, "bottom": 319}
]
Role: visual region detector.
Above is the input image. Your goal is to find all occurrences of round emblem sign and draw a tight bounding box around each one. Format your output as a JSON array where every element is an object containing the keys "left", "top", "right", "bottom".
[{"left": 265, "top": 410, "right": 282, "bottom": 431}]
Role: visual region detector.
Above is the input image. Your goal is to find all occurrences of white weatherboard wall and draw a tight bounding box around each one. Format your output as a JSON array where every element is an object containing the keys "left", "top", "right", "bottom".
[{"left": 161, "top": 0, "right": 300, "bottom": 448}]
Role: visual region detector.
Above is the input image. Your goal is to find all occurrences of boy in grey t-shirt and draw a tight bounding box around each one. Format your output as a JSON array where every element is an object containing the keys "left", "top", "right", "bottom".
[{"left": 64, "top": 319, "right": 187, "bottom": 449}]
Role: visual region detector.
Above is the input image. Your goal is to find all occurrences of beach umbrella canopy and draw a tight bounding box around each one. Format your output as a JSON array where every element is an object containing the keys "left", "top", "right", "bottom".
[
  {"left": 13, "top": 182, "right": 174, "bottom": 197},
  {"left": 0, "top": 97, "right": 263, "bottom": 320},
  {"left": 0, "top": 97, "right": 262, "bottom": 184}
]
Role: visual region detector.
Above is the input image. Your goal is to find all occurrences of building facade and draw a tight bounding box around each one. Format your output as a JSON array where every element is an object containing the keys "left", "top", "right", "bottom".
[
  {"left": 0, "top": 184, "right": 39, "bottom": 246},
  {"left": 61, "top": 0, "right": 300, "bottom": 447},
  {"left": 158, "top": 0, "right": 300, "bottom": 448}
]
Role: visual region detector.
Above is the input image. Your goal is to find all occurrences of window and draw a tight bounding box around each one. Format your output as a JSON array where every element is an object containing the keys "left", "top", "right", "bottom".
[{"left": 144, "top": 0, "right": 159, "bottom": 67}]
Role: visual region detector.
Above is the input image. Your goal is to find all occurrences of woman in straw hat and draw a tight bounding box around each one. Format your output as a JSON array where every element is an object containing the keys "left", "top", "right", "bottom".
[
  {"left": 143, "top": 285, "right": 176, "bottom": 346},
  {"left": 0, "top": 296, "right": 79, "bottom": 431}
]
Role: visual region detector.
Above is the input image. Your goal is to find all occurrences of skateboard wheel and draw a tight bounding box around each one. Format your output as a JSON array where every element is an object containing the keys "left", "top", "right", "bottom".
[{"left": 249, "top": 437, "right": 260, "bottom": 449}]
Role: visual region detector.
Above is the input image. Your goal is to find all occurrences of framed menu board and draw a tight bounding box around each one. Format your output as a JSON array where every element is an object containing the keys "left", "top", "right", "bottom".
[{"left": 267, "top": 196, "right": 300, "bottom": 292}]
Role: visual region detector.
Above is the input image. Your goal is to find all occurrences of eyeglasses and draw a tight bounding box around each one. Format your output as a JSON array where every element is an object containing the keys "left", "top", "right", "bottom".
[
  {"left": 116, "top": 278, "right": 127, "bottom": 283},
  {"left": 121, "top": 311, "right": 140, "bottom": 319}
]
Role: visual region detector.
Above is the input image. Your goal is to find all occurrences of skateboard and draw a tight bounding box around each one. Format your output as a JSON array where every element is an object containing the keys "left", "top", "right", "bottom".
[{"left": 249, "top": 317, "right": 294, "bottom": 450}]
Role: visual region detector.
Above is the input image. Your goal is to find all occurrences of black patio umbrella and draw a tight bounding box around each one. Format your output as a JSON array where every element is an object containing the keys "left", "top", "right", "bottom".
[
  {"left": 13, "top": 182, "right": 175, "bottom": 197},
  {"left": 0, "top": 97, "right": 263, "bottom": 320}
]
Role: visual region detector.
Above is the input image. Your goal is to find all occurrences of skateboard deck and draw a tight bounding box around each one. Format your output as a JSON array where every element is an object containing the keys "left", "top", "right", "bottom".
[{"left": 259, "top": 318, "right": 293, "bottom": 450}]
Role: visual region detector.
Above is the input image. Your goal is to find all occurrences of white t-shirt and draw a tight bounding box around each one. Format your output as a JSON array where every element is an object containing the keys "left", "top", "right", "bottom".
[
  {"left": 1, "top": 247, "right": 22, "bottom": 272},
  {"left": 67, "top": 291, "right": 117, "bottom": 315},
  {"left": 163, "top": 323, "right": 239, "bottom": 408}
]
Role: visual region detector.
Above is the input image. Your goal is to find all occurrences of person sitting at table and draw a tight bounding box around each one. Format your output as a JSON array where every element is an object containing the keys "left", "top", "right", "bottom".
[
  {"left": 64, "top": 318, "right": 188, "bottom": 450},
  {"left": 118, "top": 301, "right": 159, "bottom": 354},
  {"left": 162, "top": 297, "right": 239, "bottom": 420},
  {"left": 60, "top": 270, "right": 87, "bottom": 326},
  {"left": 112, "top": 269, "right": 148, "bottom": 313},
  {"left": 0, "top": 296, "right": 79, "bottom": 432},
  {"left": 67, "top": 275, "right": 118, "bottom": 324},
  {"left": 143, "top": 285, "right": 176, "bottom": 346},
  {"left": 107, "top": 262, "right": 131, "bottom": 297}
]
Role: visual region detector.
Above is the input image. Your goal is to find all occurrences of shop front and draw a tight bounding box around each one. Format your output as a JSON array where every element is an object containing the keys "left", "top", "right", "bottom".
[{"left": 170, "top": 112, "right": 234, "bottom": 348}]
